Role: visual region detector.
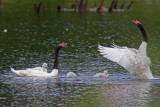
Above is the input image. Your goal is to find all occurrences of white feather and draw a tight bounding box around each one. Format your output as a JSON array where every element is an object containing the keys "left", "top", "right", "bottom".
[
  {"left": 93, "top": 70, "right": 109, "bottom": 78},
  {"left": 10, "top": 63, "right": 58, "bottom": 77},
  {"left": 26, "top": 63, "right": 47, "bottom": 73},
  {"left": 98, "top": 41, "right": 154, "bottom": 79},
  {"left": 11, "top": 68, "right": 58, "bottom": 77},
  {"left": 67, "top": 72, "right": 77, "bottom": 78}
]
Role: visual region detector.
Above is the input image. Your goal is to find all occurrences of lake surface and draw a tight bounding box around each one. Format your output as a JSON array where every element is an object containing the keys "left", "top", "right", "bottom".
[{"left": 0, "top": 0, "right": 160, "bottom": 106}]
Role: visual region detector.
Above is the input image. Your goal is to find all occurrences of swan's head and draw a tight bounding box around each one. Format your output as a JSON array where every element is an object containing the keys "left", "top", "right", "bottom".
[
  {"left": 56, "top": 42, "right": 67, "bottom": 50},
  {"left": 58, "top": 42, "right": 67, "bottom": 47},
  {"left": 133, "top": 20, "right": 148, "bottom": 43},
  {"left": 42, "top": 63, "right": 47, "bottom": 68},
  {"left": 104, "top": 70, "right": 108, "bottom": 74},
  {"left": 133, "top": 20, "right": 140, "bottom": 25}
]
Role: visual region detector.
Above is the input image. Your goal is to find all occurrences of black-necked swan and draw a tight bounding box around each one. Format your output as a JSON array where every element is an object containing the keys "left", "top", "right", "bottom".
[
  {"left": 98, "top": 20, "right": 154, "bottom": 80},
  {"left": 11, "top": 42, "right": 67, "bottom": 77},
  {"left": 67, "top": 72, "right": 77, "bottom": 78},
  {"left": 93, "top": 70, "right": 109, "bottom": 78}
]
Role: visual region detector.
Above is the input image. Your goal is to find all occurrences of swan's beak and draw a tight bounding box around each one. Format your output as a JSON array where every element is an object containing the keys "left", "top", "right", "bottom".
[
  {"left": 59, "top": 42, "right": 67, "bottom": 47},
  {"left": 132, "top": 20, "right": 140, "bottom": 24},
  {"left": 63, "top": 43, "right": 67, "bottom": 47}
]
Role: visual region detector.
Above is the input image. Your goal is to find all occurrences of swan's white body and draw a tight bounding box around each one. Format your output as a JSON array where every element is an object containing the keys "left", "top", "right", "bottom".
[
  {"left": 98, "top": 41, "right": 154, "bottom": 79},
  {"left": 98, "top": 20, "right": 155, "bottom": 80},
  {"left": 67, "top": 72, "right": 77, "bottom": 78},
  {"left": 94, "top": 70, "right": 109, "bottom": 78},
  {"left": 11, "top": 68, "right": 58, "bottom": 77},
  {"left": 26, "top": 63, "right": 47, "bottom": 73},
  {"left": 11, "top": 63, "right": 48, "bottom": 77}
]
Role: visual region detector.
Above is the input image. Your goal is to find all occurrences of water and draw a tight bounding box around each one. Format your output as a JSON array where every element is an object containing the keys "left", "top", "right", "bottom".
[{"left": 0, "top": 0, "right": 160, "bottom": 106}]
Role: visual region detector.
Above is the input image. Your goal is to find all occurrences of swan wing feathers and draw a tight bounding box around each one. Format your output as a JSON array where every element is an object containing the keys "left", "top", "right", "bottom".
[
  {"left": 26, "top": 67, "right": 42, "bottom": 71},
  {"left": 19, "top": 69, "right": 47, "bottom": 77},
  {"left": 98, "top": 45, "right": 139, "bottom": 74}
]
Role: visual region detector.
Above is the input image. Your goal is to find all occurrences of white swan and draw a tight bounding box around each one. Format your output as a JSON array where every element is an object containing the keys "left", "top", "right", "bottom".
[
  {"left": 11, "top": 42, "right": 67, "bottom": 77},
  {"left": 98, "top": 20, "right": 154, "bottom": 80},
  {"left": 93, "top": 70, "right": 109, "bottom": 78},
  {"left": 67, "top": 72, "right": 77, "bottom": 78}
]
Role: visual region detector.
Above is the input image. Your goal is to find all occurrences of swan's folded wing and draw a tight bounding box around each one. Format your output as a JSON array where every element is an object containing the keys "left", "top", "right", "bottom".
[
  {"left": 19, "top": 69, "right": 46, "bottom": 77},
  {"left": 18, "top": 70, "right": 30, "bottom": 76},
  {"left": 26, "top": 67, "right": 42, "bottom": 71},
  {"left": 98, "top": 45, "right": 139, "bottom": 74}
]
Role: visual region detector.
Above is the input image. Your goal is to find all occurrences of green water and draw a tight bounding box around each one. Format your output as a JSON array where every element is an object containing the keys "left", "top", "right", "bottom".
[{"left": 0, "top": 0, "right": 160, "bottom": 107}]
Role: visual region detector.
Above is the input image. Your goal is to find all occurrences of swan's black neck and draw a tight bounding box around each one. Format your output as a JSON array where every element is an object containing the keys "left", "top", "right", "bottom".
[
  {"left": 53, "top": 46, "right": 62, "bottom": 69},
  {"left": 137, "top": 23, "right": 148, "bottom": 43}
]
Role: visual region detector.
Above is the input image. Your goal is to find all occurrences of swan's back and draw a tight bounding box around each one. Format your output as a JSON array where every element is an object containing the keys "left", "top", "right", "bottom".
[
  {"left": 93, "top": 73, "right": 109, "bottom": 78},
  {"left": 93, "top": 70, "right": 109, "bottom": 78},
  {"left": 67, "top": 72, "right": 77, "bottom": 78},
  {"left": 26, "top": 63, "right": 47, "bottom": 72}
]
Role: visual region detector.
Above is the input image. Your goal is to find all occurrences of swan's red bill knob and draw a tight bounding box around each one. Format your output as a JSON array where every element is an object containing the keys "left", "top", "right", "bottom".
[
  {"left": 133, "top": 20, "right": 140, "bottom": 24},
  {"left": 60, "top": 42, "right": 67, "bottom": 47}
]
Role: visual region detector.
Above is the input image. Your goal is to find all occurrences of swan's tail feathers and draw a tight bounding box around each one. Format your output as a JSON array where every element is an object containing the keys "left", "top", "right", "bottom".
[
  {"left": 11, "top": 67, "right": 15, "bottom": 73},
  {"left": 10, "top": 67, "right": 19, "bottom": 75}
]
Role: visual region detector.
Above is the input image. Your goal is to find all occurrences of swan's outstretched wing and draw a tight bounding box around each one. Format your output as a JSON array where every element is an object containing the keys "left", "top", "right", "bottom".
[{"left": 98, "top": 45, "right": 139, "bottom": 74}]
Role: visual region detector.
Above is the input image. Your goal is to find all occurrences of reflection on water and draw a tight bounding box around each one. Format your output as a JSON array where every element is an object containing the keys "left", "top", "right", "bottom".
[
  {"left": 2, "top": 76, "right": 65, "bottom": 106},
  {"left": 96, "top": 80, "right": 152, "bottom": 107},
  {"left": 0, "top": 74, "right": 156, "bottom": 107}
]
